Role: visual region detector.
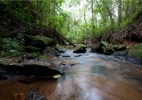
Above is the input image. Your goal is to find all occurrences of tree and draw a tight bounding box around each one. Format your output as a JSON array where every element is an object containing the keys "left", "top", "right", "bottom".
[{"left": 118, "top": 0, "right": 122, "bottom": 26}]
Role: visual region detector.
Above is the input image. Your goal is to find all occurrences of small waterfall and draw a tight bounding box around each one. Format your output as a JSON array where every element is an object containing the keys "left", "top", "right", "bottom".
[{"left": 86, "top": 48, "right": 92, "bottom": 53}]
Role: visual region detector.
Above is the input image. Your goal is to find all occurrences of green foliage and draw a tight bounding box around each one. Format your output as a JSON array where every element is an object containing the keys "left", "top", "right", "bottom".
[
  {"left": 26, "top": 52, "right": 41, "bottom": 58},
  {"left": 74, "top": 44, "right": 87, "bottom": 51},
  {"left": 128, "top": 43, "right": 142, "bottom": 58},
  {"left": 0, "top": 0, "right": 142, "bottom": 44},
  {"left": 0, "top": 38, "right": 22, "bottom": 57}
]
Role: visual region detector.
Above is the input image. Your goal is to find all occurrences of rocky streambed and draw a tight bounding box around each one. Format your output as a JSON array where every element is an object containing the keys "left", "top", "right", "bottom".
[{"left": 0, "top": 50, "right": 142, "bottom": 100}]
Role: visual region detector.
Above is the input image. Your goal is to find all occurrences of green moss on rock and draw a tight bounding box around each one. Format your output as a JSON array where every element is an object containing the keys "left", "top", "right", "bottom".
[
  {"left": 25, "top": 35, "right": 52, "bottom": 48},
  {"left": 128, "top": 43, "right": 142, "bottom": 58},
  {"left": 93, "top": 41, "right": 126, "bottom": 54},
  {"left": 26, "top": 46, "right": 41, "bottom": 52},
  {"left": 73, "top": 44, "right": 87, "bottom": 53},
  {"left": 55, "top": 44, "right": 66, "bottom": 53}
]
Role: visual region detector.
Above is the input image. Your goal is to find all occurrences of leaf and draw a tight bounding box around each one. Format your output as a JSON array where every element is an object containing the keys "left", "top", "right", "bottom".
[{"left": 53, "top": 74, "right": 61, "bottom": 79}]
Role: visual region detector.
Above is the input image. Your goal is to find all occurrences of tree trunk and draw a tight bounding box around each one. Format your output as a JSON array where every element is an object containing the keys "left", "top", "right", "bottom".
[
  {"left": 118, "top": 0, "right": 122, "bottom": 26},
  {"left": 102, "top": 0, "right": 114, "bottom": 25},
  {"left": 91, "top": 0, "right": 95, "bottom": 36},
  {"left": 95, "top": 0, "right": 106, "bottom": 23}
]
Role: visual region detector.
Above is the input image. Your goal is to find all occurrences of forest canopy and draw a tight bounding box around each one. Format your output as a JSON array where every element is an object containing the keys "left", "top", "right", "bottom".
[{"left": 0, "top": 0, "right": 142, "bottom": 43}]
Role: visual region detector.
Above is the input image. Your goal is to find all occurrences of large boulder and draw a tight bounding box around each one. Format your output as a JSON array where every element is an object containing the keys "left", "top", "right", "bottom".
[
  {"left": 55, "top": 44, "right": 66, "bottom": 53},
  {"left": 92, "top": 41, "right": 113, "bottom": 54},
  {"left": 92, "top": 41, "right": 126, "bottom": 55},
  {"left": 0, "top": 59, "right": 63, "bottom": 79},
  {"left": 26, "top": 46, "right": 42, "bottom": 52},
  {"left": 43, "top": 46, "right": 56, "bottom": 56},
  {"left": 128, "top": 43, "right": 142, "bottom": 59},
  {"left": 24, "top": 35, "right": 53, "bottom": 49},
  {"left": 73, "top": 44, "right": 87, "bottom": 53}
]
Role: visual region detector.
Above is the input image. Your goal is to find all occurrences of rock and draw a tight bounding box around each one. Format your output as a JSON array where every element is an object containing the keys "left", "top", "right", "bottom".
[
  {"left": 113, "top": 45, "right": 126, "bottom": 51},
  {"left": 25, "top": 92, "right": 47, "bottom": 100},
  {"left": 74, "top": 54, "right": 81, "bottom": 57},
  {"left": 128, "top": 43, "right": 142, "bottom": 58},
  {"left": 55, "top": 44, "right": 66, "bottom": 53},
  {"left": 61, "top": 54, "right": 70, "bottom": 57},
  {"left": 126, "top": 56, "right": 142, "bottom": 65},
  {"left": 113, "top": 51, "right": 128, "bottom": 60},
  {"left": 125, "top": 43, "right": 142, "bottom": 66},
  {"left": 92, "top": 41, "right": 126, "bottom": 55},
  {"left": 92, "top": 41, "right": 112, "bottom": 54},
  {"left": 43, "top": 46, "right": 56, "bottom": 56},
  {"left": 113, "top": 51, "right": 128, "bottom": 57},
  {"left": 26, "top": 46, "right": 41, "bottom": 52},
  {"left": 55, "top": 52, "right": 61, "bottom": 57},
  {"left": 73, "top": 44, "right": 87, "bottom": 53},
  {"left": 0, "top": 59, "right": 63, "bottom": 79},
  {"left": 24, "top": 35, "right": 53, "bottom": 49}
]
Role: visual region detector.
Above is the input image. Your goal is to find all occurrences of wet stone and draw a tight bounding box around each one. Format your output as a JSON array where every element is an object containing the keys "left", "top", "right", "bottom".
[{"left": 25, "top": 92, "right": 47, "bottom": 100}]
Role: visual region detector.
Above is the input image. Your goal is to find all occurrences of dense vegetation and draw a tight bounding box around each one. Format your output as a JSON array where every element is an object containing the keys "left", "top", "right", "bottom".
[{"left": 1, "top": 0, "right": 142, "bottom": 41}]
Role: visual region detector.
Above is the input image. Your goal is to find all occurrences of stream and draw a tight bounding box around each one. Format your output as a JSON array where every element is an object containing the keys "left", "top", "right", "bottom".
[{"left": 0, "top": 50, "right": 142, "bottom": 100}]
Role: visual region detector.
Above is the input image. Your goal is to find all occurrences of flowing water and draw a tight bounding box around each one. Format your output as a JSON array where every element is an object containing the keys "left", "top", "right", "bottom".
[{"left": 0, "top": 50, "right": 142, "bottom": 100}]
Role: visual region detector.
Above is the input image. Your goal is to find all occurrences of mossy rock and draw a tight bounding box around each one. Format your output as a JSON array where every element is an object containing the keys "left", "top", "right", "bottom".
[
  {"left": 25, "top": 35, "right": 52, "bottom": 49},
  {"left": 55, "top": 44, "right": 66, "bottom": 53},
  {"left": 26, "top": 46, "right": 41, "bottom": 52},
  {"left": 93, "top": 41, "right": 126, "bottom": 55},
  {"left": 94, "top": 41, "right": 110, "bottom": 54},
  {"left": 43, "top": 46, "right": 56, "bottom": 56},
  {"left": 113, "top": 45, "right": 126, "bottom": 51},
  {"left": 73, "top": 44, "right": 87, "bottom": 53},
  {"left": 128, "top": 43, "right": 142, "bottom": 58}
]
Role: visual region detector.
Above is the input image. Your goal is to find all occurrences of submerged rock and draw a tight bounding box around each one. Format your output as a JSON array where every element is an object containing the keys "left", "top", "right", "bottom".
[
  {"left": 113, "top": 51, "right": 128, "bottom": 57},
  {"left": 25, "top": 92, "right": 47, "bottom": 100},
  {"left": 73, "top": 44, "right": 87, "bottom": 53},
  {"left": 61, "top": 54, "right": 70, "bottom": 57}
]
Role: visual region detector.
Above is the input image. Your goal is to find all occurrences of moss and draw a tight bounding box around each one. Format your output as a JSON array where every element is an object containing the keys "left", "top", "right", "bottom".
[
  {"left": 74, "top": 44, "right": 87, "bottom": 51},
  {"left": 25, "top": 35, "right": 53, "bottom": 48},
  {"left": 101, "top": 41, "right": 109, "bottom": 47},
  {"left": 73, "top": 44, "right": 87, "bottom": 53},
  {"left": 56, "top": 44, "right": 66, "bottom": 53},
  {"left": 128, "top": 43, "right": 142, "bottom": 58},
  {"left": 113, "top": 45, "right": 126, "bottom": 51},
  {"left": 34, "top": 35, "right": 52, "bottom": 45},
  {"left": 26, "top": 46, "right": 41, "bottom": 52},
  {"left": 26, "top": 52, "right": 41, "bottom": 59}
]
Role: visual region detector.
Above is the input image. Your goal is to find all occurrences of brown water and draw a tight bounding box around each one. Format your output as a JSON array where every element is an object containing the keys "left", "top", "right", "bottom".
[{"left": 0, "top": 51, "right": 142, "bottom": 100}]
